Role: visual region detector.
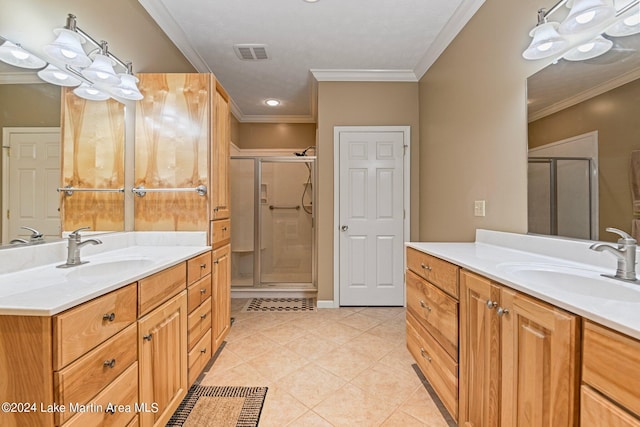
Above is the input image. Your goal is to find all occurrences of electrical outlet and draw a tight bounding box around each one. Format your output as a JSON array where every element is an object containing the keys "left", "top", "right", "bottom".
[{"left": 474, "top": 200, "right": 486, "bottom": 217}]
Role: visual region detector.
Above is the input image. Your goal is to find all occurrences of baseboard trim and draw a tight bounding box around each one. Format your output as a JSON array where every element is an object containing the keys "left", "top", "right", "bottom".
[{"left": 316, "top": 300, "right": 337, "bottom": 309}]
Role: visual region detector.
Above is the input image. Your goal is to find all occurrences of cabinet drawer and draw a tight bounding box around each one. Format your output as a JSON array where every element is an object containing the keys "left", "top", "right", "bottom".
[
  {"left": 187, "top": 275, "right": 212, "bottom": 314},
  {"left": 406, "top": 270, "right": 458, "bottom": 361},
  {"left": 581, "top": 385, "right": 640, "bottom": 427},
  {"left": 211, "top": 219, "right": 231, "bottom": 249},
  {"left": 187, "top": 252, "right": 212, "bottom": 285},
  {"left": 188, "top": 329, "right": 212, "bottom": 385},
  {"left": 54, "top": 283, "right": 137, "bottom": 369},
  {"left": 62, "top": 362, "right": 138, "bottom": 427},
  {"left": 407, "top": 247, "right": 459, "bottom": 298},
  {"left": 139, "top": 263, "right": 186, "bottom": 316},
  {"left": 406, "top": 312, "right": 458, "bottom": 420},
  {"left": 188, "top": 297, "right": 212, "bottom": 351},
  {"left": 583, "top": 321, "right": 640, "bottom": 416},
  {"left": 55, "top": 324, "right": 137, "bottom": 425}
]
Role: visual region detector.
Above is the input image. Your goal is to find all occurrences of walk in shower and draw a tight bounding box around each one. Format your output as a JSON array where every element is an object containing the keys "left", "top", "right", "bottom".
[{"left": 230, "top": 155, "right": 316, "bottom": 291}]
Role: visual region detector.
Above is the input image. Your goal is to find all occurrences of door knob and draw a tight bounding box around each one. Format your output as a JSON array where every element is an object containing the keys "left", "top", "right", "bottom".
[{"left": 341, "top": 225, "right": 349, "bottom": 231}]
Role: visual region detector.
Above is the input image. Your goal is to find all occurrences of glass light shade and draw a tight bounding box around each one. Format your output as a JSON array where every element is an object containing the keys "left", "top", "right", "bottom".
[
  {"left": 563, "top": 35, "right": 613, "bottom": 60},
  {"left": 0, "top": 41, "right": 46, "bottom": 69},
  {"left": 559, "top": 0, "right": 616, "bottom": 34},
  {"left": 110, "top": 73, "right": 143, "bottom": 100},
  {"left": 81, "top": 54, "right": 120, "bottom": 86},
  {"left": 43, "top": 28, "right": 91, "bottom": 67},
  {"left": 605, "top": 6, "right": 640, "bottom": 36},
  {"left": 523, "top": 22, "right": 570, "bottom": 60},
  {"left": 37, "top": 63, "right": 81, "bottom": 86},
  {"left": 73, "top": 83, "right": 110, "bottom": 101}
]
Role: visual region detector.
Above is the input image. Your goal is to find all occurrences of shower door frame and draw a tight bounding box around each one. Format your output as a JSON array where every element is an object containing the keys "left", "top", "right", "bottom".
[{"left": 231, "top": 155, "right": 317, "bottom": 289}]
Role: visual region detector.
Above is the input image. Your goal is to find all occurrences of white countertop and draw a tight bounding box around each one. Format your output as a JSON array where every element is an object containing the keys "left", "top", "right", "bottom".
[
  {"left": 407, "top": 230, "right": 640, "bottom": 340},
  {"left": 0, "top": 232, "right": 210, "bottom": 316}
]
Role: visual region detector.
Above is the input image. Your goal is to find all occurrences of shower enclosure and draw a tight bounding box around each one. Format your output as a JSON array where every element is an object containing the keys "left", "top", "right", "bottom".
[
  {"left": 230, "top": 155, "right": 316, "bottom": 291},
  {"left": 528, "top": 156, "right": 596, "bottom": 239}
]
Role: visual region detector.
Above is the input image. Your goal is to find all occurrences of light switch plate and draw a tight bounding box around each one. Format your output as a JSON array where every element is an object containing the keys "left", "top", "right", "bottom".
[{"left": 474, "top": 200, "right": 486, "bottom": 217}]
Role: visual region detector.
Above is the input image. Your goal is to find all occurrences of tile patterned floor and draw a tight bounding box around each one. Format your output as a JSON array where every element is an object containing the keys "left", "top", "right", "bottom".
[{"left": 199, "top": 298, "right": 450, "bottom": 426}]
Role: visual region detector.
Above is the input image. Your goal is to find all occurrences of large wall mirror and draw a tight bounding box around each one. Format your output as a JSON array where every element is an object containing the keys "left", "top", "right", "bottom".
[
  {"left": 0, "top": 35, "right": 126, "bottom": 246},
  {"left": 527, "top": 33, "right": 640, "bottom": 243}
]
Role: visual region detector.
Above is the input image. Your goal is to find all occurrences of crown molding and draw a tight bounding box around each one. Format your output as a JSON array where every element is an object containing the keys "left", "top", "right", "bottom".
[
  {"left": 236, "top": 114, "right": 316, "bottom": 123},
  {"left": 528, "top": 66, "right": 640, "bottom": 122},
  {"left": 414, "top": 0, "right": 486, "bottom": 79},
  {"left": 310, "top": 69, "right": 418, "bottom": 82},
  {"left": 138, "top": 0, "right": 211, "bottom": 72},
  {"left": 0, "top": 72, "right": 43, "bottom": 84}
]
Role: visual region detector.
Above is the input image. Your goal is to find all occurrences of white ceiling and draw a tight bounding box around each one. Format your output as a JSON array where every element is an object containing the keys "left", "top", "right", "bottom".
[{"left": 139, "top": 0, "right": 485, "bottom": 122}]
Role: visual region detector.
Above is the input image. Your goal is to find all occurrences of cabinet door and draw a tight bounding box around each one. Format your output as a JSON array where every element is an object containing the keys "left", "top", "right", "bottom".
[
  {"left": 212, "top": 244, "right": 231, "bottom": 352},
  {"left": 459, "top": 271, "right": 501, "bottom": 427},
  {"left": 500, "top": 288, "right": 579, "bottom": 427},
  {"left": 211, "top": 80, "right": 230, "bottom": 220},
  {"left": 138, "top": 291, "right": 188, "bottom": 427}
]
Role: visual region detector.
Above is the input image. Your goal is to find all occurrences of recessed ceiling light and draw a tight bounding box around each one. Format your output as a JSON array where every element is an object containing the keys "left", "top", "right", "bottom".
[
  {"left": 265, "top": 99, "right": 280, "bottom": 106},
  {"left": 304, "top": 0, "right": 319, "bottom": 2}
]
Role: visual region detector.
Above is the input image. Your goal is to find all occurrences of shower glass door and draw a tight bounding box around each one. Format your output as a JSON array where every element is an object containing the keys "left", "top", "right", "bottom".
[{"left": 259, "top": 158, "right": 314, "bottom": 286}]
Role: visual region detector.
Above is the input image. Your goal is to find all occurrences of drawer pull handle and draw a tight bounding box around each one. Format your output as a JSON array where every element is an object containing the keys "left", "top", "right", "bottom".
[
  {"left": 143, "top": 334, "right": 153, "bottom": 341},
  {"left": 419, "top": 300, "right": 432, "bottom": 312},
  {"left": 200, "top": 348, "right": 207, "bottom": 354},
  {"left": 103, "top": 313, "right": 116, "bottom": 322},
  {"left": 201, "top": 313, "right": 207, "bottom": 319},
  {"left": 103, "top": 358, "right": 116, "bottom": 369},
  {"left": 497, "top": 307, "right": 510, "bottom": 317},
  {"left": 200, "top": 288, "right": 207, "bottom": 294},
  {"left": 419, "top": 347, "right": 432, "bottom": 362},
  {"left": 420, "top": 263, "right": 432, "bottom": 271},
  {"left": 486, "top": 300, "right": 498, "bottom": 310}
]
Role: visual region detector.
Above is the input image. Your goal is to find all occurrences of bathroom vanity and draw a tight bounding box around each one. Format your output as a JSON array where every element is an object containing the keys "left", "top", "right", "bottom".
[
  {"left": 406, "top": 229, "right": 640, "bottom": 427},
  {"left": 0, "top": 232, "right": 229, "bottom": 427}
]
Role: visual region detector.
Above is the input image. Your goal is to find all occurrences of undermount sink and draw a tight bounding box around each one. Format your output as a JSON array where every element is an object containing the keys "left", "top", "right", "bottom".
[
  {"left": 65, "top": 258, "right": 154, "bottom": 280},
  {"left": 496, "top": 262, "right": 640, "bottom": 302}
]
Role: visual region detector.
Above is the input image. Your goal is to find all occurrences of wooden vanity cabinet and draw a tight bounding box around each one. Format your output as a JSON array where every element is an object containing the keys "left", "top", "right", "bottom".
[
  {"left": 459, "top": 270, "right": 580, "bottom": 427},
  {"left": 211, "top": 80, "right": 230, "bottom": 221},
  {"left": 212, "top": 244, "right": 231, "bottom": 353},
  {"left": 405, "top": 247, "right": 460, "bottom": 419},
  {"left": 581, "top": 321, "right": 640, "bottom": 426},
  {"left": 186, "top": 251, "right": 213, "bottom": 385}
]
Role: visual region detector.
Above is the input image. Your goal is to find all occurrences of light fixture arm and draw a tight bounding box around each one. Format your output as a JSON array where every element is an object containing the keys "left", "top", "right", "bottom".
[
  {"left": 64, "top": 13, "right": 134, "bottom": 74},
  {"left": 536, "top": 0, "right": 569, "bottom": 25}
]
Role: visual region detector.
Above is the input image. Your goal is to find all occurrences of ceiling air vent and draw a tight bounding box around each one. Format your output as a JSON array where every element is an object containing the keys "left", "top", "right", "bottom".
[{"left": 233, "top": 44, "right": 270, "bottom": 60}]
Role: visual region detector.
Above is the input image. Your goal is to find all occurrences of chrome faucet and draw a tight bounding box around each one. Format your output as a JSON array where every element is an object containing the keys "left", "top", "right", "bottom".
[
  {"left": 589, "top": 227, "right": 638, "bottom": 282},
  {"left": 57, "top": 227, "right": 102, "bottom": 268},
  {"left": 9, "top": 227, "right": 45, "bottom": 245}
]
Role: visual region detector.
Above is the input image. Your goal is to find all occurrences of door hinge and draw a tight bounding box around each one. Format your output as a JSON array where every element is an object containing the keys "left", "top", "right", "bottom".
[
  {"left": 403, "top": 144, "right": 408, "bottom": 155},
  {"left": 6, "top": 210, "right": 9, "bottom": 220}
]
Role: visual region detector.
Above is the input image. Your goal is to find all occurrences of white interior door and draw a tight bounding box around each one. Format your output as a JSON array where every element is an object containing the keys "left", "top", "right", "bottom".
[
  {"left": 337, "top": 128, "right": 406, "bottom": 306},
  {"left": 2, "top": 127, "right": 61, "bottom": 243}
]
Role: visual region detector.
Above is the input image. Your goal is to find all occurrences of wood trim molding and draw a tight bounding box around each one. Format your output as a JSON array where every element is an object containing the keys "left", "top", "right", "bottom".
[
  {"left": 0, "top": 71, "right": 42, "bottom": 84},
  {"left": 310, "top": 69, "right": 418, "bottom": 82}
]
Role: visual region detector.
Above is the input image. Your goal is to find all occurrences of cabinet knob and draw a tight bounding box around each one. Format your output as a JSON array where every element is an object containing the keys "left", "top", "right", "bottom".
[
  {"left": 200, "top": 313, "right": 207, "bottom": 319},
  {"left": 222, "top": 227, "right": 227, "bottom": 231},
  {"left": 103, "top": 358, "right": 116, "bottom": 369},
  {"left": 497, "top": 307, "right": 510, "bottom": 317},
  {"left": 103, "top": 312, "right": 116, "bottom": 322},
  {"left": 420, "top": 263, "right": 432, "bottom": 271},
  {"left": 200, "top": 288, "right": 207, "bottom": 294},
  {"left": 143, "top": 334, "right": 153, "bottom": 341},
  {"left": 214, "top": 207, "right": 219, "bottom": 212},
  {"left": 200, "top": 348, "right": 207, "bottom": 354},
  {"left": 214, "top": 259, "right": 220, "bottom": 265},
  {"left": 486, "top": 300, "right": 498, "bottom": 310},
  {"left": 200, "top": 263, "right": 207, "bottom": 269},
  {"left": 420, "top": 347, "right": 432, "bottom": 362}
]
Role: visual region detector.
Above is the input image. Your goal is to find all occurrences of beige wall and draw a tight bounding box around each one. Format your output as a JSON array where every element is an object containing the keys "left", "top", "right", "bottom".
[
  {"left": 0, "top": 0, "right": 194, "bottom": 73},
  {"left": 529, "top": 78, "right": 640, "bottom": 241},
  {"left": 316, "top": 81, "right": 420, "bottom": 301},
  {"left": 236, "top": 123, "right": 316, "bottom": 151},
  {"left": 418, "top": 0, "right": 546, "bottom": 242}
]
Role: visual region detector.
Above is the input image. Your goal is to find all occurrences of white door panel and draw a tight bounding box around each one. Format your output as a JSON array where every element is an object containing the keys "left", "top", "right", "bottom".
[
  {"left": 2, "top": 127, "right": 61, "bottom": 243},
  {"left": 338, "top": 130, "right": 405, "bottom": 306}
]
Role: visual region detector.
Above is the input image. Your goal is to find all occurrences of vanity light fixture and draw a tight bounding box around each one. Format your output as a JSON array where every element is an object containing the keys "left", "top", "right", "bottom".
[
  {"left": 9, "top": 13, "right": 144, "bottom": 102},
  {"left": 523, "top": 0, "right": 640, "bottom": 62},
  {"left": 0, "top": 41, "right": 47, "bottom": 69}
]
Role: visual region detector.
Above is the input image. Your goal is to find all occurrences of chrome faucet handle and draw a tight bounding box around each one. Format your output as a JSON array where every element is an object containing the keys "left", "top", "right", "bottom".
[
  {"left": 69, "top": 226, "right": 91, "bottom": 237},
  {"left": 605, "top": 227, "right": 636, "bottom": 244},
  {"left": 21, "top": 226, "right": 43, "bottom": 238}
]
